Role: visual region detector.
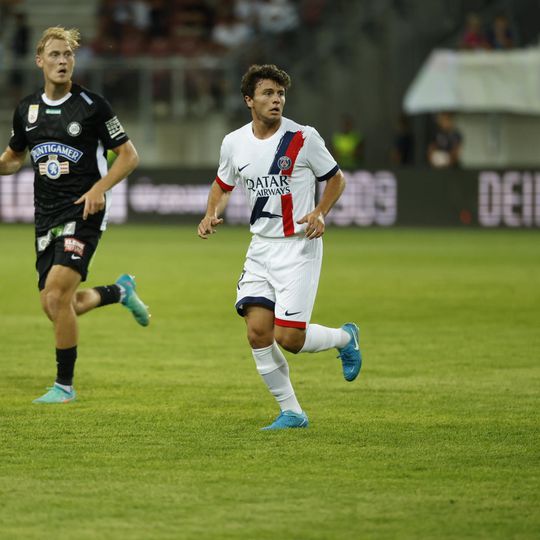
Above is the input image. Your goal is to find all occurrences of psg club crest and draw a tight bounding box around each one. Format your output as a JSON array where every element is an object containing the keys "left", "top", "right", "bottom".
[
  {"left": 28, "top": 104, "right": 39, "bottom": 124},
  {"left": 278, "top": 156, "right": 292, "bottom": 171}
]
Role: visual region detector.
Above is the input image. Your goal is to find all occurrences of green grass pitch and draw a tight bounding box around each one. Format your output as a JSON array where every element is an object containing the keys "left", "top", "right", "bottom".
[{"left": 0, "top": 224, "right": 538, "bottom": 539}]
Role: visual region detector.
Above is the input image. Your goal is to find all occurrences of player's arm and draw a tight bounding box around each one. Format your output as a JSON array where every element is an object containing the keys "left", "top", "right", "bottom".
[
  {"left": 197, "top": 180, "right": 232, "bottom": 239},
  {"left": 75, "top": 140, "right": 139, "bottom": 220},
  {"left": 297, "top": 169, "right": 346, "bottom": 239},
  {"left": 0, "top": 146, "right": 27, "bottom": 175}
]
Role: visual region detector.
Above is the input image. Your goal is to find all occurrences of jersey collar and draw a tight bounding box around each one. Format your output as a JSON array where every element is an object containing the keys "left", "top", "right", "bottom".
[{"left": 41, "top": 92, "right": 72, "bottom": 106}]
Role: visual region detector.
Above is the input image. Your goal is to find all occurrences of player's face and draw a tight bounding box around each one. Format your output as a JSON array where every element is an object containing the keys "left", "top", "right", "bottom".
[
  {"left": 246, "top": 79, "right": 286, "bottom": 125},
  {"left": 36, "top": 39, "right": 75, "bottom": 86}
]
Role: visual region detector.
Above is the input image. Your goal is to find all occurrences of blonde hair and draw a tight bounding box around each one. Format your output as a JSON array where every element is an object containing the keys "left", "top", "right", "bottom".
[{"left": 36, "top": 27, "right": 80, "bottom": 55}]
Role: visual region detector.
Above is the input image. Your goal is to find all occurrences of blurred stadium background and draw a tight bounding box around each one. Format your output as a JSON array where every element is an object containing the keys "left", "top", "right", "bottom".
[{"left": 1, "top": 0, "right": 540, "bottom": 228}]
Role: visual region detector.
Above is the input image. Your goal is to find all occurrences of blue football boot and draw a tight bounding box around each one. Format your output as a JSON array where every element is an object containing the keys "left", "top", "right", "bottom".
[
  {"left": 337, "top": 323, "right": 362, "bottom": 381},
  {"left": 261, "top": 410, "right": 309, "bottom": 430}
]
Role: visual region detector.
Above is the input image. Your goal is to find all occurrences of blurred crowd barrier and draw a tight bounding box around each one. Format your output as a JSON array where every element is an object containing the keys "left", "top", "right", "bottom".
[
  {"left": 0, "top": 57, "right": 233, "bottom": 166},
  {"left": 2, "top": 167, "right": 539, "bottom": 229}
]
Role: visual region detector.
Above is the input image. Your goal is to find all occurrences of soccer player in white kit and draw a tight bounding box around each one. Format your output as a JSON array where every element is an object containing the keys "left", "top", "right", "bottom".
[{"left": 198, "top": 64, "right": 362, "bottom": 430}]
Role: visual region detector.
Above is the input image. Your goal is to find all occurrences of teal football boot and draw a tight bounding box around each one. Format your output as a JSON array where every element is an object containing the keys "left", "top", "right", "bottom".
[
  {"left": 116, "top": 274, "right": 150, "bottom": 326},
  {"left": 33, "top": 384, "right": 76, "bottom": 404}
]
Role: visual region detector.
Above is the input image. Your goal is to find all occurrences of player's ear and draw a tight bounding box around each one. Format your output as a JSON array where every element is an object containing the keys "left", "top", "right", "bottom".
[
  {"left": 35, "top": 54, "right": 43, "bottom": 68},
  {"left": 244, "top": 95, "right": 252, "bottom": 110}
]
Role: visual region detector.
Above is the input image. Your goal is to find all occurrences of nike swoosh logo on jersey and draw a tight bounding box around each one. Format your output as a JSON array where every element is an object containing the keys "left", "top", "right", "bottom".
[
  {"left": 284, "top": 310, "right": 301, "bottom": 316},
  {"left": 238, "top": 163, "right": 250, "bottom": 172},
  {"left": 25, "top": 125, "right": 38, "bottom": 132},
  {"left": 71, "top": 254, "right": 82, "bottom": 260}
]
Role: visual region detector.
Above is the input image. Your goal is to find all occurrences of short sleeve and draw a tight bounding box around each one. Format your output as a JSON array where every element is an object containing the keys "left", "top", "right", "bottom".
[
  {"left": 9, "top": 106, "right": 27, "bottom": 153},
  {"left": 305, "top": 128, "right": 339, "bottom": 181},
  {"left": 215, "top": 136, "right": 236, "bottom": 191},
  {"left": 95, "top": 96, "right": 130, "bottom": 150}
]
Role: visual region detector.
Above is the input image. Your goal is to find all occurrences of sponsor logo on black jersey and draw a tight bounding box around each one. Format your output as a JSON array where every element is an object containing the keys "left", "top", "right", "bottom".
[
  {"left": 31, "top": 142, "right": 83, "bottom": 163},
  {"left": 67, "top": 122, "right": 82, "bottom": 136},
  {"left": 28, "top": 104, "right": 39, "bottom": 123},
  {"left": 31, "top": 142, "right": 83, "bottom": 180},
  {"left": 39, "top": 155, "right": 70, "bottom": 180},
  {"left": 105, "top": 116, "right": 125, "bottom": 139}
]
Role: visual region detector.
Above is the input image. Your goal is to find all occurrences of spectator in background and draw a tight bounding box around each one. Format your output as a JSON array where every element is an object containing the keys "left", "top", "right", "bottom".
[
  {"left": 148, "top": 0, "right": 170, "bottom": 40},
  {"left": 234, "top": 0, "right": 262, "bottom": 28},
  {"left": 459, "top": 13, "right": 489, "bottom": 50},
  {"left": 212, "top": 10, "right": 252, "bottom": 52},
  {"left": 487, "top": 14, "right": 515, "bottom": 50},
  {"left": 390, "top": 113, "right": 414, "bottom": 166},
  {"left": 331, "top": 115, "right": 364, "bottom": 170},
  {"left": 257, "top": 0, "right": 299, "bottom": 34},
  {"left": 0, "top": 0, "right": 21, "bottom": 65},
  {"left": 9, "top": 12, "right": 30, "bottom": 105},
  {"left": 71, "top": 36, "right": 95, "bottom": 87},
  {"left": 109, "top": 0, "right": 133, "bottom": 41},
  {"left": 132, "top": 0, "right": 151, "bottom": 35},
  {"left": 0, "top": 0, "right": 20, "bottom": 20},
  {"left": 427, "top": 112, "right": 463, "bottom": 169},
  {"left": 300, "top": 0, "right": 327, "bottom": 28}
]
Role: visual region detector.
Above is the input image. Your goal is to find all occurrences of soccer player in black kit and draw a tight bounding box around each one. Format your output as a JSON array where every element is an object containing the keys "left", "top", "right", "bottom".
[{"left": 0, "top": 27, "right": 150, "bottom": 403}]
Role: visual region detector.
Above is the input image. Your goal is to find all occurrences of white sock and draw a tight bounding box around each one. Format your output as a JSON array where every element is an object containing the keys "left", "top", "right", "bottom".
[
  {"left": 54, "top": 382, "right": 73, "bottom": 392},
  {"left": 251, "top": 342, "right": 302, "bottom": 414},
  {"left": 300, "top": 324, "right": 350, "bottom": 353}
]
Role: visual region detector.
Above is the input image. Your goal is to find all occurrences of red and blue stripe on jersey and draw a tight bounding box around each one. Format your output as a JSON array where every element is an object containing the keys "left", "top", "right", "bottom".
[{"left": 269, "top": 130, "right": 304, "bottom": 236}]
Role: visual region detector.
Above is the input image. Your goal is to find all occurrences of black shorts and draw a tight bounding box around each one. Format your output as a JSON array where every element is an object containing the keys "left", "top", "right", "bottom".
[{"left": 35, "top": 220, "right": 102, "bottom": 290}]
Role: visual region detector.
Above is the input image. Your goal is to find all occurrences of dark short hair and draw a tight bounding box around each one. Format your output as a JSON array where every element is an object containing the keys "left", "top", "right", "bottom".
[{"left": 240, "top": 64, "right": 291, "bottom": 98}]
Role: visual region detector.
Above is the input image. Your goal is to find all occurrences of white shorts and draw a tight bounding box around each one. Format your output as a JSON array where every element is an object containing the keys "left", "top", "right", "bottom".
[{"left": 235, "top": 235, "right": 323, "bottom": 329}]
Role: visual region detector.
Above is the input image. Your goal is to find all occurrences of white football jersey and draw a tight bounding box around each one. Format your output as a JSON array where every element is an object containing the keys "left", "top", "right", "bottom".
[{"left": 216, "top": 117, "right": 339, "bottom": 237}]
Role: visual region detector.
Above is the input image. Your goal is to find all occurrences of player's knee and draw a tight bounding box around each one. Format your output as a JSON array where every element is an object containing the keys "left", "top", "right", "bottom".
[
  {"left": 275, "top": 329, "right": 305, "bottom": 354},
  {"left": 40, "top": 294, "right": 54, "bottom": 321},
  {"left": 277, "top": 337, "right": 302, "bottom": 354},
  {"left": 71, "top": 291, "right": 86, "bottom": 314},
  {"left": 247, "top": 326, "right": 273, "bottom": 349},
  {"left": 42, "top": 287, "right": 73, "bottom": 319}
]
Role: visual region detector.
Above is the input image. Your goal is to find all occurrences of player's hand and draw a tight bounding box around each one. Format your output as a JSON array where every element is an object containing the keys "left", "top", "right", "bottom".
[
  {"left": 297, "top": 211, "right": 325, "bottom": 239},
  {"left": 74, "top": 186, "right": 105, "bottom": 220},
  {"left": 198, "top": 215, "right": 223, "bottom": 239}
]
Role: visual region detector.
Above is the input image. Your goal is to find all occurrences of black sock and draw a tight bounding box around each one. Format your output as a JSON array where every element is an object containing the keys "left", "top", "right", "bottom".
[
  {"left": 56, "top": 346, "right": 77, "bottom": 386},
  {"left": 94, "top": 284, "right": 121, "bottom": 306}
]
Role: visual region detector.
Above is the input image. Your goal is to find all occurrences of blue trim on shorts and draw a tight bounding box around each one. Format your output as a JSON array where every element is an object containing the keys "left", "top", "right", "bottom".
[{"left": 236, "top": 296, "right": 275, "bottom": 317}]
